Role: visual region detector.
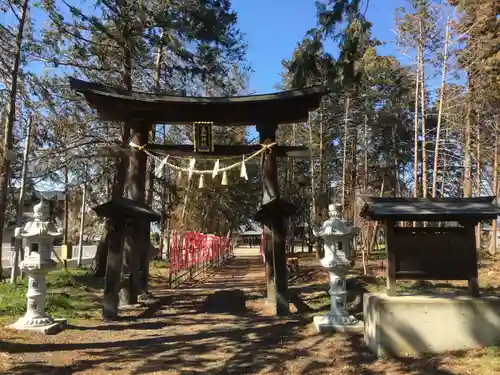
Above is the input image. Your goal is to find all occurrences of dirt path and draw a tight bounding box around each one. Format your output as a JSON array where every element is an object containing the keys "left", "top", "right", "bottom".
[
  {"left": 187, "top": 247, "right": 265, "bottom": 290},
  {"left": 0, "top": 250, "right": 495, "bottom": 374}
]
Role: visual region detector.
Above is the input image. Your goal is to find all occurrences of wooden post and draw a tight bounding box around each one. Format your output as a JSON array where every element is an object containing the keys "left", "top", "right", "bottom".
[
  {"left": 120, "top": 123, "right": 149, "bottom": 306},
  {"left": 384, "top": 220, "right": 397, "bottom": 296},
  {"left": 262, "top": 224, "right": 275, "bottom": 303},
  {"left": 256, "top": 123, "right": 290, "bottom": 316},
  {"left": 102, "top": 218, "right": 126, "bottom": 320},
  {"left": 466, "top": 223, "right": 480, "bottom": 297}
]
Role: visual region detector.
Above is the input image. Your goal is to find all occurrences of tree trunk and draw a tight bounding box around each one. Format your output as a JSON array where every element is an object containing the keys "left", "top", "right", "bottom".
[
  {"left": 412, "top": 47, "right": 420, "bottom": 199},
  {"left": 0, "top": 0, "right": 30, "bottom": 275},
  {"left": 144, "top": 31, "right": 163, "bottom": 208},
  {"left": 319, "top": 105, "right": 325, "bottom": 212},
  {"left": 145, "top": 128, "right": 156, "bottom": 207},
  {"left": 490, "top": 127, "right": 498, "bottom": 255},
  {"left": 77, "top": 184, "right": 87, "bottom": 267},
  {"left": 463, "top": 83, "right": 474, "bottom": 198},
  {"left": 101, "top": 35, "right": 132, "bottom": 317},
  {"left": 94, "top": 39, "right": 132, "bottom": 277},
  {"left": 431, "top": 21, "right": 449, "bottom": 198},
  {"left": 392, "top": 124, "right": 398, "bottom": 196},
  {"left": 350, "top": 134, "right": 357, "bottom": 221},
  {"left": 11, "top": 114, "right": 33, "bottom": 284},
  {"left": 364, "top": 114, "right": 368, "bottom": 193},
  {"left": 291, "top": 123, "right": 297, "bottom": 252},
  {"left": 440, "top": 127, "right": 449, "bottom": 195},
  {"left": 121, "top": 124, "right": 148, "bottom": 305},
  {"left": 418, "top": 25, "right": 428, "bottom": 198},
  {"left": 98, "top": 122, "right": 129, "bottom": 276},
  {"left": 475, "top": 122, "right": 481, "bottom": 249},
  {"left": 63, "top": 165, "right": 69, "bottom": 245},
  {"left": 315, "top": 104, "right": 326, "bottom": 259},
  {"left": 341, "top": 95, "right": 350, "bottom": 209},
  {"left": 308, "top": 117, "right": 319, "bottom": 257}
]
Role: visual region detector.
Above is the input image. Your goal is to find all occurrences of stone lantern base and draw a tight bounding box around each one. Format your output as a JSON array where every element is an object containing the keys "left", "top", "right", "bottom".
[
  {"left": 313, "top": 264, "right": 364, "bottom": 333},
  {"left": 9, "top": 316, "right": 67, "bottom": 335},
  {"left": 313, "top": 313, "right": 364, "bottom": 333}
]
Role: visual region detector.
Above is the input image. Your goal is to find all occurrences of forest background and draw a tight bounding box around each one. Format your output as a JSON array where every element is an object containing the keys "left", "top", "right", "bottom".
[{"left": 0, "top": 0, "right": 499, "bottom": 273}]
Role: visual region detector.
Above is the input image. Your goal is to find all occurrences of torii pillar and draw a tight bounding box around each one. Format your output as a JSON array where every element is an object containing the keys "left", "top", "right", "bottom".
[
  {"left": 255, "top": 122, "right": 297, "bottom": 316},
  {"left": 120, "top": 122, "right": 150, "bottom": 306}
]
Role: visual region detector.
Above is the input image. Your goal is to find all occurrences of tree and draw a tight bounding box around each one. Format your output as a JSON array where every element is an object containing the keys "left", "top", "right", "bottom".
[
  {"left": 394, "top": 0, "right": 442, "bottom": 198},
  {"left": 0, "top": 0, "right": 30, "bottom": 275},
  {"left": 281, "top": 0, "right": 415, "bottom": 262},
  {"left": 27, "top": 1, "right": 251, "bottom": 297}
]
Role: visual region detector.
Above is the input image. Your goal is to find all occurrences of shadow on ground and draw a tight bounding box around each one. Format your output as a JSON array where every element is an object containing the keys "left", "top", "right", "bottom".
[
  {"left": 0, "top": 296, "right": 465, "bottom": 374},
  {"left": 0, "top": 253, "right": 470, "bottom": 375}
]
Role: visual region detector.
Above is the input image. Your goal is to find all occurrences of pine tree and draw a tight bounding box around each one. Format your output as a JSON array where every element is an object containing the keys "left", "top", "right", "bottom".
[{"left": 0, "top": 0, "right": 31, "bottom": 274}]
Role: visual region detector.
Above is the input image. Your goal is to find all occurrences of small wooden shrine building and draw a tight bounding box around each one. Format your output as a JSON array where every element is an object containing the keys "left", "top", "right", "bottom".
[
  {"left": 360, "top": 196, "right": 500, "bottom": 297},
  {"left": 70, "top": 77, "right": 327, "bottom": 316}
]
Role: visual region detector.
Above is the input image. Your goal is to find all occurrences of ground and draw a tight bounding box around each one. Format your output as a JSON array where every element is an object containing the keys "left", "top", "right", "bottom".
[{"left": 1, "top": 248, "right": 500, "bottom": 375}]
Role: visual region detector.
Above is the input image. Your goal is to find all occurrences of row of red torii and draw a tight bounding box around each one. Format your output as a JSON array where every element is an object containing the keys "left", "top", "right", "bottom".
[{"left": 71, "top": 77, "right": 327, "bottom": 319}]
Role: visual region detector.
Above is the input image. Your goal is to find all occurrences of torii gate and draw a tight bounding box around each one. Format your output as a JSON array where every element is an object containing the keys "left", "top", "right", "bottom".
[{"left": 69, "top": 77, "right": 326, "bottom": 316}]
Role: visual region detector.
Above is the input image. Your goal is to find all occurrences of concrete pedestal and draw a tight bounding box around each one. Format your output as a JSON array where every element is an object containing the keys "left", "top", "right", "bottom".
[
  {"left": 314, "top": 314, "right": 364, "bottom": 333},
  {"left": 9, "top": 317, "right": 67, "bottom": 335},
  {"left": 364, "top": 293, "right": 500, "bottom": 357}
]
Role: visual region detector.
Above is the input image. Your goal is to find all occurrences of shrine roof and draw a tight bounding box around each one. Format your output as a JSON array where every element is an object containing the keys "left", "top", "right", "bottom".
[
  {"left": 360, "top": 196, "right": 500, "bottom": 222},
  {"left": 93, "top": 197, "right": 161, "bottom": 222},
  {"left": 69, "top": 77, "right": 327, "bottom": 125}
]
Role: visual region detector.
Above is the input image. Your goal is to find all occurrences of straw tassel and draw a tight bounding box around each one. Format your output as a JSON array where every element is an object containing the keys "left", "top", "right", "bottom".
[
  {"left": 198, "top": 174, "right": 205, "bottom": 189},
  {"left": 188, "top": 158, "right": 196, "bottom": 180},
  {"left": 212, "top": 159, "right": 220, "bottom": 179},
  {"left": 176, "top": 170, "right": 183, "bottom": 185},
  {"left": 240, "top": 156, "right": 248, "bottom": 180},
  {"left": 221, "top": 170, "right": 228, "bottom": 186}
]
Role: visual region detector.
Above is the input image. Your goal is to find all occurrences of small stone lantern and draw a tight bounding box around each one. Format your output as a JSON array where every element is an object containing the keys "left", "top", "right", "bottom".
[
  {"left": 313, "top": 203, "right": 362, "bottom": 332},
  {"left": 9, "top": 199, "right": 66, "bottom": 334}
]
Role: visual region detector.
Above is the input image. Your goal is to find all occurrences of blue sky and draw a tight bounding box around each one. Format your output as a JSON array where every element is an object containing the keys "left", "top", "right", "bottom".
[
  {"left": 233, "top": 0, "right": 410, "bottom": 94},
  {"left": 0, "top": 0, "right": 413, "bottom": 94},
  {"left": 233, "top": 0, "right": 412, "bottom": 141}
]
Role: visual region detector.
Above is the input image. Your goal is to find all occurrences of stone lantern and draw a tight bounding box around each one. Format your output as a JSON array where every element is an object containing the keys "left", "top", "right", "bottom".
[
  {"left": 312, "top": 203, "right": 363, "bottom": 332},
  {"left": 9, "top": 199, "right": 66, "bottom": 334}
]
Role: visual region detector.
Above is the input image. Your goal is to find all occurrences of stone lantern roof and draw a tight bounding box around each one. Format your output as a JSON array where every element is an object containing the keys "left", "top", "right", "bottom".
[
  {"left": 313, "top": 204, "right": 357, "bottom": 238},
  {"left": 15, "top": 199, "right": 63, "bottom": 239}
]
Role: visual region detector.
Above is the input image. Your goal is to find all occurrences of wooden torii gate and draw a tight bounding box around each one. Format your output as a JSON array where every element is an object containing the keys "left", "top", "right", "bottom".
[{"left": 69, "top": 77, "right": 326, "bottom": 316}]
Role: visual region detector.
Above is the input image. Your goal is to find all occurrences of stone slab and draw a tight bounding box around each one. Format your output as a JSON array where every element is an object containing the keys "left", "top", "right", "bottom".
[
  {"left": 364, "top": 293, "right": 500, "bottom": 357},
  {"left": 9, "top": 318, "right": 67, "bottom": 335},
  {"left": 118, "top": 303, "right": 143, "bottom": 310},
  {"left": 313, "top": 315, "right": 364, "bottom": 333}
]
